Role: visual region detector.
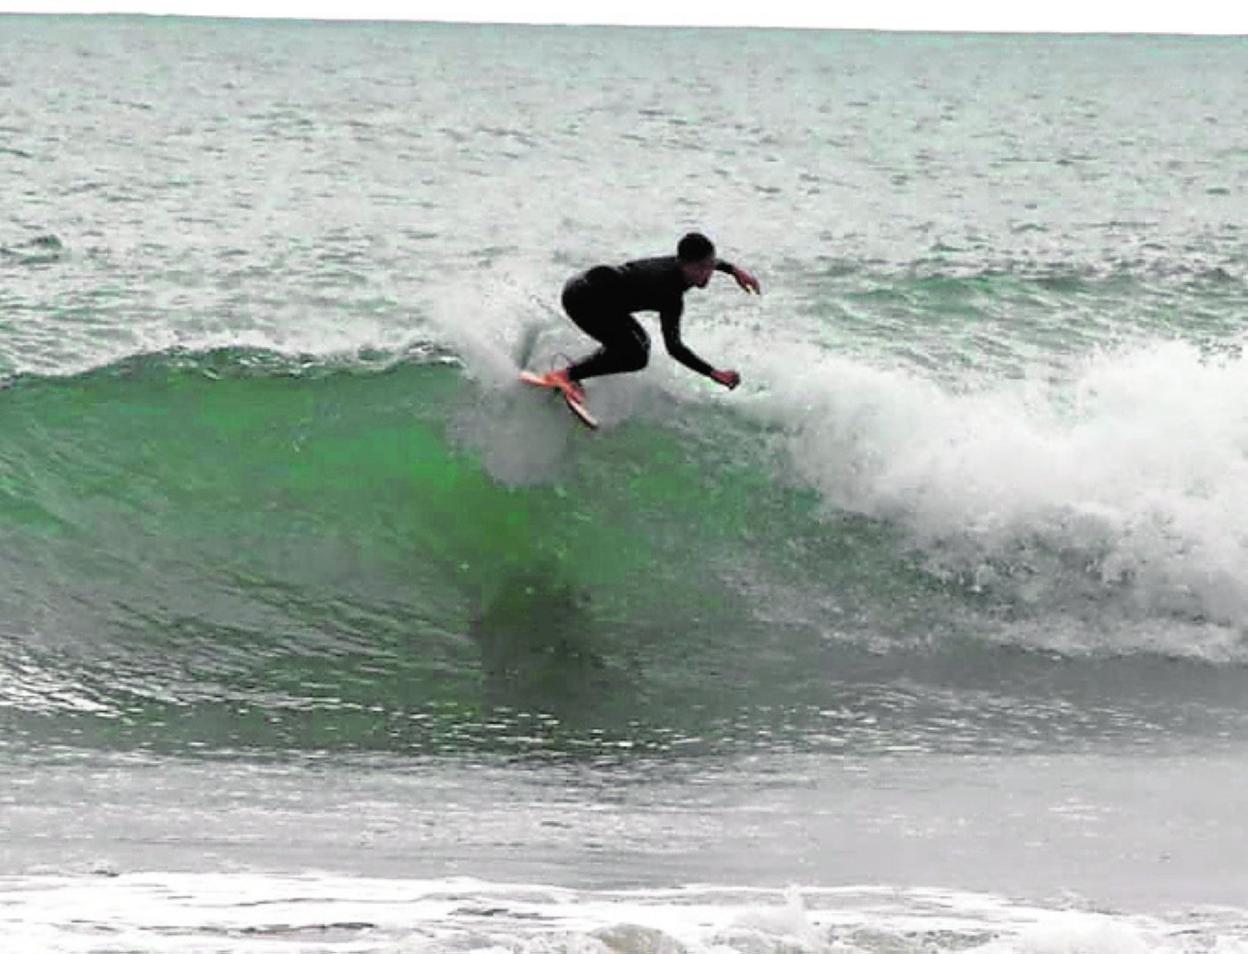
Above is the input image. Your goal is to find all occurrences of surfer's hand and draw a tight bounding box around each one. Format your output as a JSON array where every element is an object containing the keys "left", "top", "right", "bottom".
[
  {"left": 731, "top": 267, "right": 761, "bottom": 295},
  {"left": 711, "top": 369, "right": 740, "bottom": 390}
]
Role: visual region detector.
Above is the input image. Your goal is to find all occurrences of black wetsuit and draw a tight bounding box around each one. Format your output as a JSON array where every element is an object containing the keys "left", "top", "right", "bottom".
[{"left": 561, "top": 256, "right": 735, "bottom": 382}]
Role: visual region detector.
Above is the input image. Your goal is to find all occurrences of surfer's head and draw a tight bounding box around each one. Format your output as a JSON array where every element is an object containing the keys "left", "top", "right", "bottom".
[{"left": 677, "top": 232, "right": 717, "bottom": 288}]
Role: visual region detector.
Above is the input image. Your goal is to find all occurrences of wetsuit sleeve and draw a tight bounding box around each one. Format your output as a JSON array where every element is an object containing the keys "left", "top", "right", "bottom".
[
  {"left": 660, "top": 302, "right": 715, "bottom": 377},
  {"left": 714, "top": 259, "right": 736, "bottom": 275}
]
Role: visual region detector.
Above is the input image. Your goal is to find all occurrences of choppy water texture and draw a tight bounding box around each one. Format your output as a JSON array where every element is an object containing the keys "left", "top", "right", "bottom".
[{"left": 2, "top": 15, "right": 1248, "bottom": 952}]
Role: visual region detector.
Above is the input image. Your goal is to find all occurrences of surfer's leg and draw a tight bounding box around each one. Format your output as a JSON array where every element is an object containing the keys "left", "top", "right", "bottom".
[
  {"left": 560, "top": 281, "right": 650, "bottom": 383},
  {"left": 567, "top": 316, "right": 650, "bottom": 382}
]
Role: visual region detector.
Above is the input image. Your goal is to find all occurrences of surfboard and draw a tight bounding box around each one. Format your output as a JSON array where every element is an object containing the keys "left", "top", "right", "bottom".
[{"left": 520, "top": 371, "right": 599, "bottom": 430}]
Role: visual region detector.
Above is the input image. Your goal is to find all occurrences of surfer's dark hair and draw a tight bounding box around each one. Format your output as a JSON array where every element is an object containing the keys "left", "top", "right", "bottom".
[{"left": 677, "top": 232, "right": 716, "bottom": 263}]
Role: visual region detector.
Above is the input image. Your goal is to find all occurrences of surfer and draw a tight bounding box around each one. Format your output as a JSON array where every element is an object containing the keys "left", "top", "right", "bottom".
[{"left": 536, "top": 232, "right": 761, "bottom": 407}]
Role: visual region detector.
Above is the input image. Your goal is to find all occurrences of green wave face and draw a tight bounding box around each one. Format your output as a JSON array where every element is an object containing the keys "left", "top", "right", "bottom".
[
  {"left": 3, "top": 353, "right": 1243, "bottom": 758},
  {"left": 0, "top": 355, "right": 919, "bottom": 753}
]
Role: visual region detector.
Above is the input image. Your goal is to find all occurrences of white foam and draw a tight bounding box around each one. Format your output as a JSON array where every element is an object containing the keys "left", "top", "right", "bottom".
[
  {"left": 2, "top": 875, "right": 1244, "bottom": 954},
  {"left": 736, "top": 338, "right": 1248, "bottom": 649}
]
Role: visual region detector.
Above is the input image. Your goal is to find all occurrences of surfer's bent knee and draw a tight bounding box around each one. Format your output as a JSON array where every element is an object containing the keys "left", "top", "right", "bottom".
[{"left": 624, "top": 329, "right": 650, "bottom": 371}]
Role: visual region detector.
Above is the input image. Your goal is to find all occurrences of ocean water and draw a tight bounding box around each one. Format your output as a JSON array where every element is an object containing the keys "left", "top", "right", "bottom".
[{"left": 3, "top": 14, "right": 1248, "bottom": 952}]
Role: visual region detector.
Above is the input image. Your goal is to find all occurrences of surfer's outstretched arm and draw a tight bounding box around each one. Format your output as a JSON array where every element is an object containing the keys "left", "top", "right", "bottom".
[
  {"left": 715, "top": 259, "right": 762, "bottom": 295},
  {"left": 660, "top": 305, "right": 739, "bottom": 390}
]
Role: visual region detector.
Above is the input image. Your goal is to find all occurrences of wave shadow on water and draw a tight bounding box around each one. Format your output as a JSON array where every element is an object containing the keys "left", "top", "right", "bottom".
[{"left": 467, "top": 564, "right": 637, "bottom": 722}]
